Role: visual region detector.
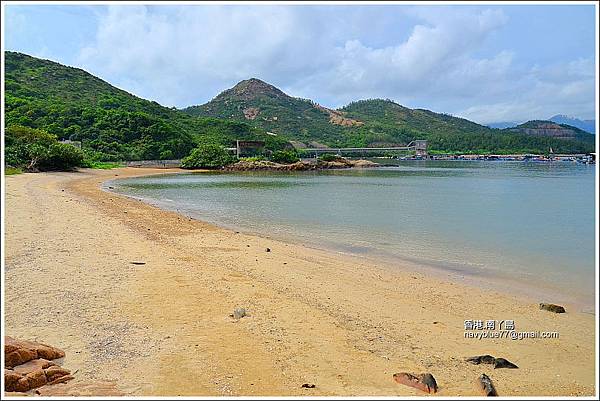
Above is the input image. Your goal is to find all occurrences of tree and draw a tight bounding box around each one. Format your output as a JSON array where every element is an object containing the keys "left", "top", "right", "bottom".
[
  {"left": 4, "top": 125, "right": 84, "bottom": 171},
  {"left": 181, "top": 144, "right": 236, "bottom": 169},
  {"left": 271, "top": 149, "right": 300, "bottom": 164}
]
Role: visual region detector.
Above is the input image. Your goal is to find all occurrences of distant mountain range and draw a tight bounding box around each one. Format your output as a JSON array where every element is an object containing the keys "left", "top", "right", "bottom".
[
  {"left": 489, "top": 115, "right": 595, "bottom": 134},
  {"left": 548, "top": 115, "right": 595, "bottom": 134},
  {"left": 4, "top": 51, "right": 595, "bottom": 159}
]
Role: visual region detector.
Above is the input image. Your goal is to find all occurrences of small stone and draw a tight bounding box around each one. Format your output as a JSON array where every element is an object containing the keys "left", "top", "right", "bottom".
[
  {"left": 466, "top": 355, "right": 495, "bottom": 365},
  {"left": 130, "top": 261, "right": 146, "bottom": 265},
  {"left": 233, "top": 308, "right": 247, "bottom": 320},
  {"left": 477, "top": 373, "right": 497, "bottom": 396},
  {"left": 265, "top": 248, "right": 271, "bottom": 252},
  {"left": 466, "top": 355, "right": 518, "bottom": 369},
  {"left": 301, "top": 383, "right": 316, "bottom": 388},
  {"left": 539, "top": 303, "right": 566, "bottom": 313},
  {"left": 493, "top": 358, "right": 518, "bottom": 369}
]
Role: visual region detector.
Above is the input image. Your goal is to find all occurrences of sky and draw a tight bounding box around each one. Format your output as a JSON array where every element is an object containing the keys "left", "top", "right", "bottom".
[{"left": 3, "top": 3, "right": 597, "bottom": 124}]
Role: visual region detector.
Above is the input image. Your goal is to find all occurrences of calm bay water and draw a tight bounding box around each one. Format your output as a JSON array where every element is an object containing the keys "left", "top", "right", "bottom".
[{"left": 109, "top": 161, "right": 596, "bottom": 309}]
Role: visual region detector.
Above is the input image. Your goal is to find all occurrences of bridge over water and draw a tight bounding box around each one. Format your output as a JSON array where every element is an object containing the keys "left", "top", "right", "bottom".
[{"left": 300, "top": 140, "right": 428, "bottom": 157}]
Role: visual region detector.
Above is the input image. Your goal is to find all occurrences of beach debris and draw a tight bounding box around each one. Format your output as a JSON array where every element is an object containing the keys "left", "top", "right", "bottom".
[
  {"left": 231, "top": 307, "right": 247, "bottom": 320},
  {"left": 466, "top": 355, "right": 518, "bottom": 369},
  {"left": 265, "top": 248, "right": 271, "bottom": 252},
  {"left": 129, "top": 261, "right": 146, "bottom": 265},
  {"left": 466, "top": 355, "right": 495, "bottom": 365},
  {"left": 393, "top": 372, "right": 438, "bottom": 394},
  {"left": 477, "top": 373, "right": 497, "bottom": 396},
  {"left": 4, "top": 337, "right": 73, "bottom": 392},
  {"left": 539, "top": 303, "right": 566, "bottom": 313},
  {"left": 301, "top": 383, "right": 316, "bottom": 388},
  {"left": 493, "top": 358, "right": 518, "bottom": 369}
]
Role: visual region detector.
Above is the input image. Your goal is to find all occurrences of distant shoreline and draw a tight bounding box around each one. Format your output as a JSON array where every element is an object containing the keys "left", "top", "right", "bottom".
[{"left": 121, "top": 153, "right": 595, "bottom": 170}]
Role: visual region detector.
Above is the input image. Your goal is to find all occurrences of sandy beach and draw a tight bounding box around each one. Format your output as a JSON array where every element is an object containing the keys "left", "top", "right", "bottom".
[{"left": 3, "top": 167, "right": 596, "bottom": 396}]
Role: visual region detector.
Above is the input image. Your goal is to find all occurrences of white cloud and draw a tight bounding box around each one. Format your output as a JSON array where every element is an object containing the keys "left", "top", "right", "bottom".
[{"left": 76, "top": 5, "right": 595, "bottom": 124}]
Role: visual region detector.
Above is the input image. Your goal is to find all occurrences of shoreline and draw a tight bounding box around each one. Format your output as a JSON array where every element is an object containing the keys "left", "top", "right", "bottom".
[
  {"left": 4, "top": 167, "right": 596, "bottom": 396},
  {"left": 106, "top": 168, "right": 595, "bottom": 313}
]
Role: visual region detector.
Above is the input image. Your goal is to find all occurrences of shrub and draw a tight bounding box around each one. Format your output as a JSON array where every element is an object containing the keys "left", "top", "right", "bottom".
[
  {"left": 181, "top": 144, "right": 236, "bottom": 169},
  {"left": 4, "top": 167, "right": 22, "bottom": 175},
  {"left": 319, "top": 153, "right": 341, "bottom": 162},
  {"left": 4, "top": 125, "right": 85, "bottom": 171},
  {"left": 240, "top": 156, "right": 266, "bottom": 162},
  {"left": 271, "top": 149, "right": 300, "bottom": 164}
]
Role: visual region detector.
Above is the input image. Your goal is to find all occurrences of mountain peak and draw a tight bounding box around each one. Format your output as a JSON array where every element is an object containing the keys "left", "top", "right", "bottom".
[{"left": 218, "top": 78, "right": 290, "bottom": 101}]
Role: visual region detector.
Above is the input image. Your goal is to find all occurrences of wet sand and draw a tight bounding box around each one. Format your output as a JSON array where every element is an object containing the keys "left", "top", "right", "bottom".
[{"left": 3, "top": 167, "right": 596, "bottom": 396}]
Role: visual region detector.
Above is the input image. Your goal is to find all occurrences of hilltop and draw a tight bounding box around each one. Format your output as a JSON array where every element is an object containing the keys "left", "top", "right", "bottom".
[{"left": 184, "top": 78, "right": 364, "bottom": 146}]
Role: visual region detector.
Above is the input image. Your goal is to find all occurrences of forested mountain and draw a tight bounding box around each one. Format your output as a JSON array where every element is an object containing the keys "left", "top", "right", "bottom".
[
  {"left": 4, "top": 52, "right": 595, "bottom": 159},
  {"left": 183, "top": 78, "right": 365, "bottom": 146},
  {"left": 4, "top": 52, "right": 287, "bottom": 161}
]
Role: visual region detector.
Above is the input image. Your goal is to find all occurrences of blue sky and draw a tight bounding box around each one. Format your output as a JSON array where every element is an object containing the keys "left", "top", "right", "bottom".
[{"left": 3, "top": 4, "right": 597, "bottom": 124}]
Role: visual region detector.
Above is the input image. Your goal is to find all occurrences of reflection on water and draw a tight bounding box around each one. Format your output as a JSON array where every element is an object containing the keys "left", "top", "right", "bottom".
[{"left": 109, "top": 161, "right": 596, "bottom": 308}]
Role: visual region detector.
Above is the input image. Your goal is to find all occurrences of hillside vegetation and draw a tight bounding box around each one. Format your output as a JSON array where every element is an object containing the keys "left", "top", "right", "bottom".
[
  {"left": 185, "top": 79, "right": 594, "bottom": 154},
  {"left": 4, "top": 52, "right": 595, "bottom": 161},
  {"left": 4, "top": 52, "right": 287, "bottom": 162}
]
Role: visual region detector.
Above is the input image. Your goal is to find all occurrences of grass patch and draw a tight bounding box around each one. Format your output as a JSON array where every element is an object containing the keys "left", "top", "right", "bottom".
[
  {"left": 4, "top": 166, "right": 23, "bottom": 175},
  {"left": 84, "top": 161, "right": 124, "bottom": 169}
]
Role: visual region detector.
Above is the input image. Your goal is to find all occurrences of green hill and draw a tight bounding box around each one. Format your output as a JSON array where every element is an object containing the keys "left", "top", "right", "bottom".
[
  {"left": 4, "top": 52, "right": 595, "bottom": 159},
  {"left": 4, "top": 52, "right": 287, "bottom": 161},
  {"left": 185, "top": 81, "right": 595, "bottom": 154},
  {"left": 507, "top": 120, "right": 594, "bottom": 141},
  {"left": 183, "top": 78, "right": 357, "bottom": 146}
]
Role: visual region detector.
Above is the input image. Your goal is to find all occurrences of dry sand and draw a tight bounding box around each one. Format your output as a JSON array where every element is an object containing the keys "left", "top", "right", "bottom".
[{"left": 3, "top": 168, "right": 597, "bottom": 396}]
